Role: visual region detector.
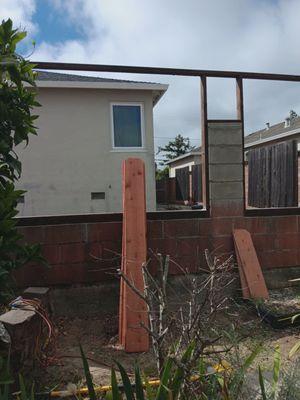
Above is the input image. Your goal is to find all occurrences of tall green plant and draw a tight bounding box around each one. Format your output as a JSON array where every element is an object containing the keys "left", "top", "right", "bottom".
[{"left": 0, "top": 18, "right": 44, "bottom": 301}]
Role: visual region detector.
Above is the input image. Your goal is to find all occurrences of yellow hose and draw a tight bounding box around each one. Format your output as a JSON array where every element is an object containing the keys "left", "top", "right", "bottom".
[{"left": 49, "top": 361, "right": 230, "bottom": 397}]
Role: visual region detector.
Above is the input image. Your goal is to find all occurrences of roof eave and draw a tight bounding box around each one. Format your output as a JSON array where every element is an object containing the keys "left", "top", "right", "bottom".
[
  {"left": 33, "top": 80, "right": 168, "bottom": 105},
  {"left": 165, "top": 151, "right": 201, "bottom": 165}
]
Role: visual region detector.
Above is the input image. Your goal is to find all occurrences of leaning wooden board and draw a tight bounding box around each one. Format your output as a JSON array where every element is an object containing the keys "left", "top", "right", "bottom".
[{"left": 233, "top": 229, "right": 269, "bottom": 299}]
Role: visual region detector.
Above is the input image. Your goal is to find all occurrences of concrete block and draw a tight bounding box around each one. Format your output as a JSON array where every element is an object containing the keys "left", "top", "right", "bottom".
[
  {"left": 210, "top": 181, "right": 244, "bottom": 200},
  {"left": 209, "top": 146, "right": 243, "bottom": 164},
  {"left": 210, "top": 199, "right": 244, "bottom": 217},
  {"left": 23, "top": 287, "right": 49, "bottom": 296},
  {"left": 210, "top": 164, "right": 243, "bottom": 182},
  {"left": 208, "top": 124, "right": 243, "bottom": 146},
  {"left": 0, "top": 309, "right": 36, "bottom": 326}
]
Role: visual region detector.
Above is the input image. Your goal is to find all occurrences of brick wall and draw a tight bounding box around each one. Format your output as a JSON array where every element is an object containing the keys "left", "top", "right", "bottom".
[
  {"left": 14, "top": 121, "right": 300, "bottom": 287},
  {"left": 15, "top": 214, "right": 300, "bottom": 287}
]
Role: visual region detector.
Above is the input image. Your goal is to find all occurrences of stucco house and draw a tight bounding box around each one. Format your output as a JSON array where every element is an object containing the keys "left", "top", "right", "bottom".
[
  {"left": 165, "top": 146, "right": 202, "bottom": 177},
  {"left": 17, "top": 71, "right": 168, "bottom": 216}
]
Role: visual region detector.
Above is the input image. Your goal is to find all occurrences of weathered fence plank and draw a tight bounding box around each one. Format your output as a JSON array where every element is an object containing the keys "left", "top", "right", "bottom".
[
  {"left": 175, "top": 166, "right": 190, "bottom": 201},
  {"left": 248, "top": 140, "right": 298, "bottom": 208},
  {"left": 192, "top": 164, "right": 202, "bottom": 202}
]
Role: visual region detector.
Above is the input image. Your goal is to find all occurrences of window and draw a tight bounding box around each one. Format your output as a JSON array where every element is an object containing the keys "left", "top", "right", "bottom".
[{"left": 111, "top": 103, "right": 144, "bottom": 149}]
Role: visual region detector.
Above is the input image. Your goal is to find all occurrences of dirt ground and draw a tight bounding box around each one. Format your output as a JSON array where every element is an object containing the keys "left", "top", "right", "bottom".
[{"left": 33, "top": 292, "right": 300, "bottom": 394}]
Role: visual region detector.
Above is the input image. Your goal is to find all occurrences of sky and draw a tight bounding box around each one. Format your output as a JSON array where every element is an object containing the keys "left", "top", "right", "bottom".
[{"left": 3, "top": 0, "right": 300, "bottom": 157}]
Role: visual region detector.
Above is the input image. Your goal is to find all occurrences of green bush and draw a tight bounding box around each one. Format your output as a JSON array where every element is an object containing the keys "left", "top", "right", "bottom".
[{"left": 0, "top": 19, "right": 45, "bottom": 302}]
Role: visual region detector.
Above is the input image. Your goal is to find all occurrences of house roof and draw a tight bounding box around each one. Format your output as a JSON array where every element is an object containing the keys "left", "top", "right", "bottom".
[
  {"left": 164, "top": 146, "right": 202, "bottom": 165},
  {"left": 34, "top": 70, "right": 168, "bottom": 105},
  {"left": 245, "top": 116, "right": 300, "bottom": 148}
]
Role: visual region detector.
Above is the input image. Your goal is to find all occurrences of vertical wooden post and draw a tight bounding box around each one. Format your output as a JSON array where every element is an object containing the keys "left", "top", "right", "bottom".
[
  {"left": 236, "top": 77, "right": 246, "bottom": 209},
  {"left": 201, "top": 76, "right": 209, "bottom": 210},
  {"left": 119, "top": 158, "right": 149, "bottom": 353}
]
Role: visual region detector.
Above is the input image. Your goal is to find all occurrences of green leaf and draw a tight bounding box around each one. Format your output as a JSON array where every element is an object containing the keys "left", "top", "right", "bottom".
[
  {"left": 19, "top": 374, "right": 28, "bottom": 400},
  {"left": 171, "top": 341, "right": 195, "bottom": 399},
  {"left": 288, "top": 340, "right": 300, "bottom": 359},
  {"left": 272, "top": 345, "right": 281, "bottom": 396},
  {"left": 258, "top": 366, "right": 267, "bottom": 400},
  {"left": 79, "top": 344, "right": 96, "bottom": 400},
  {"left": 115, "top": 361, "right": 134, "bottom": 400},
  {"left": 155, "top": 357, "right": 173, "bottom": 400},
  {"left": 242, "top": 344, "right": 262, "bottom": 370},
  {"left": 134, "top": 364, "right": 145, "bottom": 400},
  {"left": 111, "top": 367, "right": 121, "bottom": 400}
]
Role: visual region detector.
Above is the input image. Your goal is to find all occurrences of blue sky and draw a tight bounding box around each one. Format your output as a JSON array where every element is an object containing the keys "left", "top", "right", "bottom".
[
  {"left": 3, "top": 0, "right": 300, "bottom": 147},
  {"left": 32, "top": 1, "right": 85, "bottom": 44}
]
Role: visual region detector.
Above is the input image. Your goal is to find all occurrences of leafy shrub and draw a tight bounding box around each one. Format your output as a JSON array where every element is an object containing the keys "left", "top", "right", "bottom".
[{"left": 0, "top": 19, "right": 45, "bottom": 302}]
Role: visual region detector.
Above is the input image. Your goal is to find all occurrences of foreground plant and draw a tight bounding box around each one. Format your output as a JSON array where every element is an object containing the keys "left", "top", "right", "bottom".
[{"left": 0, "top": 18, "right": 45, "bottom": 301}]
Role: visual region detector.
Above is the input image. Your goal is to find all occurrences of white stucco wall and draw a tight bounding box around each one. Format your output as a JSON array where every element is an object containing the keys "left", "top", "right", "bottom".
[
  {"left": 16, "top": 87, "right": 157, "bottom": 216},
  {"left": 169, "top": 155, "right": 202, "bottom": 177}
]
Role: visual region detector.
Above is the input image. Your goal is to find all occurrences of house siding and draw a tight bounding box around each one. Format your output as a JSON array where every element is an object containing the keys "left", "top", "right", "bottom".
[{"left": 16, "top": 87, "right": 156, "bottom": 216}]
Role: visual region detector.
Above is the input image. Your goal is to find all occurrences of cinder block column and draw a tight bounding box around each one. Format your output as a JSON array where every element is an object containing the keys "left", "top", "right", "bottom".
[{"left": 208, "top": 122, "right": 244, "bottom": 218}]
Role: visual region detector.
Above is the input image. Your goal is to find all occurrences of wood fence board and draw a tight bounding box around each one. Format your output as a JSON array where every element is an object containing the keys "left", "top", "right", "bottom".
[
  {"left": 233, "top": 229, "right": 269, "bottom": 299},
  {"left": 119, "top": 158, "right": 149, "bottom": 353},
  {"left": 192, "top": 164, "right": 202, "bottom": 202},
  {"left": 248, "top": 140, "right": 298, "bottom": 208},
  {"left": 175, "top": 166, "right": 190, "bottom": 201}
]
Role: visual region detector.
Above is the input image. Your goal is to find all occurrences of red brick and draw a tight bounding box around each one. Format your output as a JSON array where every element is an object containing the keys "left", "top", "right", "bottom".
[
  {"left": 273, "top": 216, "right": 298, "bottom": 234},
  {"left": 211, "top": 218, "right": 233, "bottom": 236},
  {"left": 164, "top": 220, "right": 199, "bottom": 238},
  {"left": 87, "top": 222, "right": 122, "bottom": 242},
  {"left": 177, "top": 237, "right": 210, "bottom": 257},
  {"left": 61, "top": 243, "right": 85, "bottom": 263},
  {"left": 14, "top": 264, "right": 46, "bottom": 287},
  {"left": 18, "top": 226, "right": 45, "bottom": 244},
  {"left": 44, "top": 264, "right": 86, "bottom": 285},
  {"left": 210, "top": 200, "right": 244, "bottom": 218},
  {"left": 168, "top": 254, "right": 200, "bottom": 274},
  {"left": 44, "top": 224, "right": 84, "bottom": 244},
  {"left": 252, "top": 234, "right": 275, "bottom": 251},
  {"left": 85, "top": 267, "right": 116, "bottom": 282},
  {"left": 147, "top": 221, "right": 163, "bottom": 238},
  {"left": 274, "top": 233, "right": 300, "bottom": 250},
  {"left": 148, "top": 238, "right": 175, "bottom": 257},
  {"left": 41, "top": 244, "right": 61, "bottom": 265},
  {"left": 258, "top": 250, "right": 298, "bottom": 269},
  {"left": 87, "top": 243, "right": 103, "bottom": 260},
  {"left": 248, "top": 217, "right": 273, "bottom": 234},
  {"left": 198, "top": 219, "right": 212, "bottom": 235},
  {"left": 210, "top": 236, "right": 234, "bottom": 255},
  {"left": 101, "top": 241, "right": 122, "bottom": 258}
]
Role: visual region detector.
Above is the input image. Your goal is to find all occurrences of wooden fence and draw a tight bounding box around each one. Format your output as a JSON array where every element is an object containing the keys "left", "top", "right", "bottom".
[
  {"left": 248, "top": 140, "right": 298, "bottom": 208},
  {"left": 156, "top": 165, "right": 202, "bottom": 204}
]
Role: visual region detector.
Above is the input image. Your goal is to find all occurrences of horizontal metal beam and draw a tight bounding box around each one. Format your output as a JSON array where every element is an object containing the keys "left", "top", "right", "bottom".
[{"left": 33, "top": 61, "right": 300, "bottom": 82}]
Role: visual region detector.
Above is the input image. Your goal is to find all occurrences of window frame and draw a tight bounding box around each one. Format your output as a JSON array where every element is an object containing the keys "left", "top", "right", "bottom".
[{"left": 110, "top": 102, "right": 146, "bottom": 151}]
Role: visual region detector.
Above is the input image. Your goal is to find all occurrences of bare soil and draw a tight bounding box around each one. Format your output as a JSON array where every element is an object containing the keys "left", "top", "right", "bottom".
[
  {"left": 261, "top": 287, "right": 300, "bottom": 315},
  {"left": 33, "top": 292, "right": 300, "bottom": 393}
]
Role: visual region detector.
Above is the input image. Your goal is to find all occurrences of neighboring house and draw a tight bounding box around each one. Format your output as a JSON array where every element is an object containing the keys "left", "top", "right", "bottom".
[
  {"left": 17, "top": 71, "right": 168, "bottom": 216},
  {"left": 165, "top": 147, "right": 202, "bottom": 177},
  {"left": 245, "top": 116, "right": 300, "bottom": 207},
  {"left": 245, "top": 116, "right": 300, "bottom": 149}
]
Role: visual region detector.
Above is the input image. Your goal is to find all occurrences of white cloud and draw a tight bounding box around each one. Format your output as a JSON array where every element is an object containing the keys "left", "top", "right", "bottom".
[
  {"left": 6, "top": 0, "right": 300, "bottom": 145},
  {"left": 0, "top": 0, "right": 37, "bottom": 35}
]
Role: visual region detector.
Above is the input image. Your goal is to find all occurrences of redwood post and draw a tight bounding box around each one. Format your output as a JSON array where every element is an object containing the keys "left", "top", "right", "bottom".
[{"left": 119, "top": 158, "right": 149, "bottom": 353}]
